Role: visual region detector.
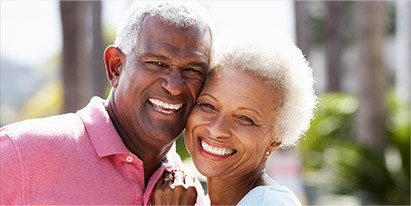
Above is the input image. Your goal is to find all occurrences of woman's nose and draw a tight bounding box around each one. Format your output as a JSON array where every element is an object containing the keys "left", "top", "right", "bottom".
[{"left": 206, "top": 115, "right": 231, "bottom": 139}]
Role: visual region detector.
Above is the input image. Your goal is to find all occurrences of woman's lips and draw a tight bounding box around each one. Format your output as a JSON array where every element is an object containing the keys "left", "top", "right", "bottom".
[{"left": 197, "top": 137, "right": 237, "bottom": 159}]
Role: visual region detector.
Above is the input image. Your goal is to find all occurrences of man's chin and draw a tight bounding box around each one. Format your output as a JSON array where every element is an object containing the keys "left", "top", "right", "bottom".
[{"left": 147, "top": 128, "right": 183, "bottom": 143}]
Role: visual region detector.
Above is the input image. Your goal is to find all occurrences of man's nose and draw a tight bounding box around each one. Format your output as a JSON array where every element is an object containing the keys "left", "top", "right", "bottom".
[{"left": 162, "top": 67, "right": 185, "bottom": 96}]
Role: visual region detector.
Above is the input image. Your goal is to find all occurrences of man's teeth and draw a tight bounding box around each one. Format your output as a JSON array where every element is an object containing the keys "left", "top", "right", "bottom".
[
  {"left": 201, "top": 140, "right": 235, "bottom": 156},
  {"left": 149, "top": 98, "right": 183, "bottom": 110}
]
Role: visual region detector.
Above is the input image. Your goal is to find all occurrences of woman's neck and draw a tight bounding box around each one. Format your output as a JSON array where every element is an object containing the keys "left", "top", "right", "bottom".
[{"left": 207, "top": 170, "right": 267, "bottom": 205}]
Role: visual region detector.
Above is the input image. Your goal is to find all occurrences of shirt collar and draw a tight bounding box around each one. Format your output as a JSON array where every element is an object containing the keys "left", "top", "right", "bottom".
[
  {"left": 77, "top": 96, "right": 130, "bottom": 157},
  {"left": 77, "top": 96, "right": 178, "bottom": 169}
]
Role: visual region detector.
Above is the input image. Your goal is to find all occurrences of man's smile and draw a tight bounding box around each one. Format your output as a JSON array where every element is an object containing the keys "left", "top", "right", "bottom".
[{"left": 148, "top": 98, "right": 183, "bottom": 114}]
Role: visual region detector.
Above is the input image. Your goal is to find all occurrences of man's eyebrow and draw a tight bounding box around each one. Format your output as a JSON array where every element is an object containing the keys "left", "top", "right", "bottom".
[
  {"left": 187, "top": 61, "right": 208, "bottom": 69},
  {"left": 140, "top": 52, "right": 170, "bottom": 61}
]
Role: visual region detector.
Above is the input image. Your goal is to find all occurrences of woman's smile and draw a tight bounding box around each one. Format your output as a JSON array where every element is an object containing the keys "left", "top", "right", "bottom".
[
  {"left": 197, "top": 137, "right": 237, "bottom": 159},
  {"left": 185, "top": 67, "right": 281, "bottom": 178}
]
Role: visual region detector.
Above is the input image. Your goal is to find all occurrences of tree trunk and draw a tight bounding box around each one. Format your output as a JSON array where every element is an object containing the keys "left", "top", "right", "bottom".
[
  {"left": 91, "top": 1, "right": 107, "bottom": 98},
  {"left": 395, "top": 1, "right": 411, "bottom": 102},
  {"left": 355, "top": 1, "right": 388, "bottom": 151},
  {"left": 294, "top": 1, "right": 311, "bottom": 58},
  {"left": 60, "top": 1, "right": 104, "bottom": 113},
  {"left": 324, "top": 1, "right": 343, "bottom": 92}
]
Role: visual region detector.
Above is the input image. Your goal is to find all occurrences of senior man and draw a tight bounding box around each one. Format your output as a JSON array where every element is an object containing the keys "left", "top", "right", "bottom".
[{"left": 0, "top": 1, "right": 212, "bottom": 205}]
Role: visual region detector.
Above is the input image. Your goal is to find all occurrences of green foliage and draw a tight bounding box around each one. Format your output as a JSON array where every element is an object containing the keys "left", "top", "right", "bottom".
[
  {"left": 176, "top": 131, "right": 190, "bottom": 161},
  {"left": 103, "top": 27, "right": 116, "bottom": 47},
  {"left": 300, "top": 93, "right": 410, "bottom": 205}
]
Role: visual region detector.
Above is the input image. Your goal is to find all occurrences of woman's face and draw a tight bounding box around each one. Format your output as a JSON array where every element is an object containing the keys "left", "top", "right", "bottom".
[{"left": 185, "top": 67, "right": 282, "bottom": 178}]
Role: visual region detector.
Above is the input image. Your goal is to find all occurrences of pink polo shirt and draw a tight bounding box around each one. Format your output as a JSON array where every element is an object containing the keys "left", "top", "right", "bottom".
[{"left": 0, "top": 97, "right": 204, "bottom": 205}]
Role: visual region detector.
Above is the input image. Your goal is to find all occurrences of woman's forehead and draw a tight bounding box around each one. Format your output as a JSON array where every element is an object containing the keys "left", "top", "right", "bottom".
[{"left": 203, "top": 67, "right": 282, "bottom": 111}]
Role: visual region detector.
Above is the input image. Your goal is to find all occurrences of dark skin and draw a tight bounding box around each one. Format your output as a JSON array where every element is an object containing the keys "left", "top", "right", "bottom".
[
  {"left": 206, "top": 166, "right": 277, "bottom": 205},
  {"left": 185, "top": 68, "right": 283, "bottom": 205},
  {"left": 149, "top": 170, "right": 197, "bottom": 205},
  {"left": 103, "top": 15, "right": 212, "bottom": 186},
  {"left": 153, "top": 68, "right": 284, "bottom": 205}
]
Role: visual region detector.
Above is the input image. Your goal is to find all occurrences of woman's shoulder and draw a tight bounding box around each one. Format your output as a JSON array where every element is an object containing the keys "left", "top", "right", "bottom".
[{"left": 237, "top": 185, "right": 302, "bottom": 206}]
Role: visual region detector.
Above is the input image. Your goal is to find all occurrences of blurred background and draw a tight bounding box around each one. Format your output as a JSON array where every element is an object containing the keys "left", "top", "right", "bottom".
[{"left": 1, "top": 1, "right": 409, "bottom": 205}]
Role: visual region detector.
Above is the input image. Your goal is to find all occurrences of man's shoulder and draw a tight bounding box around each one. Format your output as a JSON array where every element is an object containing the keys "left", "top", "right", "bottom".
[{"left": 0, "top": 113, "right": 87, "bottom": 152}]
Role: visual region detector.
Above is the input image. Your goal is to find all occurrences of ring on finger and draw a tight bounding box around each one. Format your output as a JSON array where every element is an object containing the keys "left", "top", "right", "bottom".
[
  {"left": 164, "top": 173, "right": 174, "bottom": 182},
  {"left": 169, "top": 170, "right": 185, "bottom": 189}
]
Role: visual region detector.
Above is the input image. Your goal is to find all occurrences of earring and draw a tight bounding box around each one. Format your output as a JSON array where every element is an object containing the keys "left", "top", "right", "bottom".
[{"left": 265, "top": 150, "right": 271, "bottom": 157}]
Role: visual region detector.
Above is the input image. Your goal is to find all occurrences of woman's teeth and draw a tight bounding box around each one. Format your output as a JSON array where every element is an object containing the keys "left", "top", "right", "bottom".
[{"left": 201, "top": 140, "right": 236, "bottom": 156}]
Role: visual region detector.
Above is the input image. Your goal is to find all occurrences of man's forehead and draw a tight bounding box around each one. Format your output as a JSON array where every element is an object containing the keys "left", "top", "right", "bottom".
[
  {"left": 134, "top": 16, "right": 211, "bottom": 62},
  {"left": 139, "top": 15, "right": 210, "bottom": 39}
]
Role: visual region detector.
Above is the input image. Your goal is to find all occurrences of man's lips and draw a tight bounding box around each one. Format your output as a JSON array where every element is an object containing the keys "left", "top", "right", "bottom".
[{"left": 148, "top": 98, "right": 183, "bottom": 114}]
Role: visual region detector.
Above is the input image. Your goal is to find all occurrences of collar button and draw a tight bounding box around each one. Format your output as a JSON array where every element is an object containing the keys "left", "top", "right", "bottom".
[{"left": 126, "top": 156, "right": 133, "bottom": 163}]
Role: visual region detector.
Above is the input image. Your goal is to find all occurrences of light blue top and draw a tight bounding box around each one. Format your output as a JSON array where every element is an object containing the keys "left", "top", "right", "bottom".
[{"left": 237, "top": 185, "right": 302, "bottom": 206}]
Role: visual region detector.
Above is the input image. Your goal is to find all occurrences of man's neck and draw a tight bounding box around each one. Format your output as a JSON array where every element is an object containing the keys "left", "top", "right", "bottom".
[{"left": 105, "top": 95, "right": 174, "bottom": 186}]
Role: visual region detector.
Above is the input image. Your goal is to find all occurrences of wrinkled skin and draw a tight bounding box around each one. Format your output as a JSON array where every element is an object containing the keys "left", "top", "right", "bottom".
[
  {"left": 149, "top": 170, "right": 197, "bottom": 205},
  {"left": 104, "top": 15, "right": 212, "bottom": 185}
]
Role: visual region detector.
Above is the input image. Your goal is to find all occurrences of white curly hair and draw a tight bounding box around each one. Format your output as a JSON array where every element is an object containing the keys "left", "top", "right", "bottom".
[
  {"left": 211, "top": 37, "right": 317, "bottom": 148},
  {"left": 114, "top": 1, "right": 214, "bottom": 56}
]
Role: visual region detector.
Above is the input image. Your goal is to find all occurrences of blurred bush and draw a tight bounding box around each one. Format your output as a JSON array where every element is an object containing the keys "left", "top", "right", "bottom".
[
  {"left": 300, "top": 93, "right": 410, "bottom": 205},
  {"left": 21, "top": 81, "right": 62, "bottom": 120},
  {"left": 176, "top": 131, "right": 190, "bottom": 161}
]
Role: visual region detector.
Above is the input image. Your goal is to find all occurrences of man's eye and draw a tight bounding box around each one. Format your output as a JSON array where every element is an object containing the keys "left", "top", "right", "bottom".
[
  {"left": 184, "top": 67, "right": 205, "bottom": 75},
  {"left": 183, "top": 67, "right": 205, "bottom": 81},
  {"left": 147, "top": 61, "right": 167, "bottom": 67},
  {"left": 184, "top": 67, "right": 202, "bottom": 73}
]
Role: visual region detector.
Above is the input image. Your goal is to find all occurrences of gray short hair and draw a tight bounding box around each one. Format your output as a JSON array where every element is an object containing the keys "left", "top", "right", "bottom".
[
  {"left": 115, "top": 1, "right": 214, "bottom": 55},
  {"left": 211, "top": 38, "right": 317, "bottom": 148}
]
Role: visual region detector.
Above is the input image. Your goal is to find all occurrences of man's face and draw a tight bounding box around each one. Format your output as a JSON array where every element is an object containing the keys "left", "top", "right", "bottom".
[{"left": 114, "top": 16, "right": 212, "bottom": 144}]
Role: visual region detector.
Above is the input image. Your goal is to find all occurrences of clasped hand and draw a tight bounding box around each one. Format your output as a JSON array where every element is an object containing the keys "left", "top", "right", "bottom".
[{"left": 149, "top": 169, "right": 198, "bottom": 205}]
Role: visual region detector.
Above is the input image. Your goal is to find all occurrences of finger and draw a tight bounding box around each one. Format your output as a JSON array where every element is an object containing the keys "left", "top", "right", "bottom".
[
  {"left": 169, "top": 170, "right": 185, "bottom": 189},
  {"left": 163, "top": 172, "right": 174, "bottom": 183},
  {"left": 153, "top": 174, "right": 166, "bottom": 189}
]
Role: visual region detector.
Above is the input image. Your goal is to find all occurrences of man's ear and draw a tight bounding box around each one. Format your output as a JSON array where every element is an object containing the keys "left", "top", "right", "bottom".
[{"left": 104, "top": 46, "right": 125, "bottom": 88}]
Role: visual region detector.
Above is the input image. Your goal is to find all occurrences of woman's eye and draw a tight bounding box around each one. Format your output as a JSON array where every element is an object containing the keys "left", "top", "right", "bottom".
[
  {"left": 236, "top": 115, "right": 256, "bottom": 126},
  {"left": 198, "top": 102, "right": 216, "bottom": 111}
]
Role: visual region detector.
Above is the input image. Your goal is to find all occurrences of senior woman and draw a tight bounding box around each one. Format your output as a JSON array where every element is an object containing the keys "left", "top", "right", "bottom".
[{"left": 150, "top": 38, "right": 316, "bottom": 205}]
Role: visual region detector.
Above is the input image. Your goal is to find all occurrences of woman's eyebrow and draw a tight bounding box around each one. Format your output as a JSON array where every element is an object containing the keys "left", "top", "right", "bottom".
[
  {"left": 238, "top": 107, "right": 262, "bottom": 117},
  {"left": 199, "top": 93, "right": 218, "bottom": 101}
]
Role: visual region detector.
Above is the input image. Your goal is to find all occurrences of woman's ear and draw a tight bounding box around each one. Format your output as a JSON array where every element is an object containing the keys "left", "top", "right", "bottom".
[
  {"left": 268, "top": 140, "right": 282, "bottom": 152},
  {"left": 104, "top": 46, "right": 125, "bottom": 88},
  {"left": 265, "top": 140, "right": 282, "bottom": 157}
]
